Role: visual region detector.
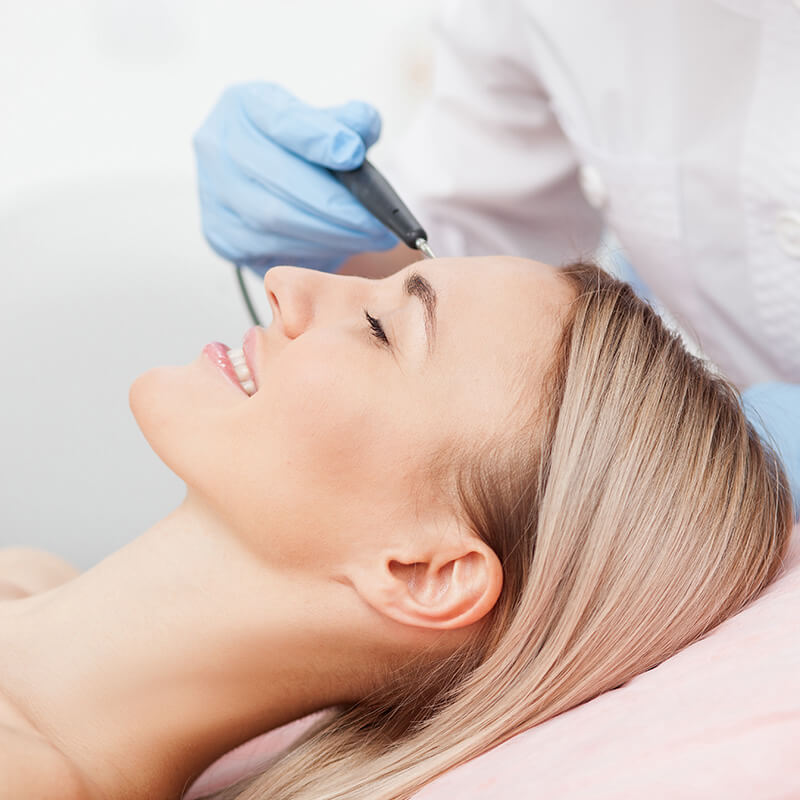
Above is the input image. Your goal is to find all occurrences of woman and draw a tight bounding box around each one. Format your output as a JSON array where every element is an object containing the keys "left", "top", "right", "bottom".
[{"left": 0, "top": 256, "right": 792, "bottom": 800}]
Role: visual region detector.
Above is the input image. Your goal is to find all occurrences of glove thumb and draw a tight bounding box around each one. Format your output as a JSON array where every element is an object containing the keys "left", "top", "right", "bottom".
[{"left": 326, "top": 100, "right": 383, "bottom": 150}]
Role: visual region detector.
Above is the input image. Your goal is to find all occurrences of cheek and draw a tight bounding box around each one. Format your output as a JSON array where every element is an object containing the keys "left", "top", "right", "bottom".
[
  {"left": 259, "top": 341, "right": 385, "bottom": 491},
  {"left": 224, "top": 340, "right": 406, "bottom": 568}
]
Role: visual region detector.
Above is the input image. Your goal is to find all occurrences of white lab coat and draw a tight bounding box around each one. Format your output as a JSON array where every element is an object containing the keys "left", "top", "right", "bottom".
[{"left": 383, "top": 0, "right": 800, "bottom": 388}]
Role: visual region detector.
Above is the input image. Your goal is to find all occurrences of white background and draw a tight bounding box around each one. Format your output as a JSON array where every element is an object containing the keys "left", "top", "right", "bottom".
[{"left": 0, "top": 0, "right": 437, "bottom": 568}]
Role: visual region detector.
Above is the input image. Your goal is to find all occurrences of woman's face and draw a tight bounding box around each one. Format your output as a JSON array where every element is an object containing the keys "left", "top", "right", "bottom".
[{"left": 129, "top": 256, "right": 572, "bottom": 575}]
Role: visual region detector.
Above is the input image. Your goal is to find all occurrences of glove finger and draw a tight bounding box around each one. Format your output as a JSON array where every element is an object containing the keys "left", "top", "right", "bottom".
[
  {"left": 202, "top": 199, "right": 392, "bottom": 274},
  {"left": 208, "top": 163, "right": 395, "bottom": 245},
  {"left": 219, "top": 118, "right": 396, "bottom": 235},
  {"left": 195, "top": 119, "right": 360, "bottom": 234},
  {"left": 237, "top": 82, "right": 366, "bottom": 170},
  {"left": 201, "top": 198, "right": 338, "bottom": 268},
  {"left": 325, "top": 100, "right": 382, "bottom": 150},
  {"left": 198, "top": 172, "right": 397, "bottom": 262}
]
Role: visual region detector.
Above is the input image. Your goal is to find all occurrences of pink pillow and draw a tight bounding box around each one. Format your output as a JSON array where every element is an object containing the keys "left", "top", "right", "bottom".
[{"left": 186, "top": 523, "right": 800, "bottom": 800}]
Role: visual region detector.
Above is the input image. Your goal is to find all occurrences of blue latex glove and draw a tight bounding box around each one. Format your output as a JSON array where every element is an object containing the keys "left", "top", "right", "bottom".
[
  {"left": 742, "top": 382, "right": 800, "bottom": 517},
  {"left": 193, "top": 82, "right": 398, "bottom": 276}
]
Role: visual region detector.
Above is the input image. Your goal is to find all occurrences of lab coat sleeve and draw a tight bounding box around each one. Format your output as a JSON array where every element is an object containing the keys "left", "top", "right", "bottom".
[
  {"left": 380, "top": 0, "right": 604, "bottom": 264},
  {"left": 742, "top": 382, "right": 800, "bottom": 516}
]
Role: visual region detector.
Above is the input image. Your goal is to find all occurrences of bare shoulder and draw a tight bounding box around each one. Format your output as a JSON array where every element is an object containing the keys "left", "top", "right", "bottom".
[
  {"left": 0, "top": 547, "right": 81, "bottom": 600},
  {"left": 0, "top": 724, "right": 98, "bottom": 800}
]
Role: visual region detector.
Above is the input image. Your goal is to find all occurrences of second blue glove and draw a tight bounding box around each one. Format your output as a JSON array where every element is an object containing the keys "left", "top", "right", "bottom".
[{"left": 743, "top": 382, "right": 800, "bottom": 517}]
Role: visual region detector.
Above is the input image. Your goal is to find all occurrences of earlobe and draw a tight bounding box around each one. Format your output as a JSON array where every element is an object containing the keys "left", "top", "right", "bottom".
[{"left": 356, "top": 538, "right": 503, "bottom": 632}]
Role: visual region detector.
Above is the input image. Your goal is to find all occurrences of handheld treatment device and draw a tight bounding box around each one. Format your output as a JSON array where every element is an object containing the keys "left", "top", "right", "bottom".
[
  {"left": 327, "top": 159, "right": 437, "bottom": 260},
  {"left": 235, "top": 159, "right": 436, "bottom": 327}
]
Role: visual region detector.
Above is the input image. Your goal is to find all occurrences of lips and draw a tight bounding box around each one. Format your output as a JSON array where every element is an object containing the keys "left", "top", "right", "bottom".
[
  {"left": 202, "top": 326, "right": 263, "bottom": 396},
  {"left": 202, "top": 342, "right": 248, "bottom": 395}
]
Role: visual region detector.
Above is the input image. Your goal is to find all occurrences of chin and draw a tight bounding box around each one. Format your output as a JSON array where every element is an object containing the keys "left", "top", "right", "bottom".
[
  {"left": 128, "top": 358, "right": 244, "bottom": 488},
  {"left": 128, "top": 366, "right": 183, "bottom": 463}
]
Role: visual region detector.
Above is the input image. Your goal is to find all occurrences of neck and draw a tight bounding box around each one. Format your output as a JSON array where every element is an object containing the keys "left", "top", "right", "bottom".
[{"left": 0, "top": 493, "right": 365, "bottom": 799}]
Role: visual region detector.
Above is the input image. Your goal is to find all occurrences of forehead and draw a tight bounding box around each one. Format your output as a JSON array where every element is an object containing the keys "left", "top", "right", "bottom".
[
  {"left": 410, "top": 255, "right": 572, "bottom": 429},
  {"left": 422, "top": 256, "right": 570, "bottom": 354}
]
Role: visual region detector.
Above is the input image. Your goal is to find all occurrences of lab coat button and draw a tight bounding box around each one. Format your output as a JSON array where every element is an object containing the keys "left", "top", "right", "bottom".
[
  {"left": 579, "top": 164, "right": 608, "bottom": 209},
  {"left": 776, "top": 210, "right": 800, "bottom": 258}
]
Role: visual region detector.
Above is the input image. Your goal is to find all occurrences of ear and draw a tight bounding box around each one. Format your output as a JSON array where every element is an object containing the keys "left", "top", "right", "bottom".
[{"left": 351, "top": 525, "right": 503, "bottom": 631}]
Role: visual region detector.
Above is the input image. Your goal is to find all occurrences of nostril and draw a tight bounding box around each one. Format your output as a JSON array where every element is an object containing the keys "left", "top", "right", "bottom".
[
  {"left": 267, "top": 289, "right": 301, "bottom": 339},
  {"left": 263, "top": 270, "right": 314, "bottom": 339}
]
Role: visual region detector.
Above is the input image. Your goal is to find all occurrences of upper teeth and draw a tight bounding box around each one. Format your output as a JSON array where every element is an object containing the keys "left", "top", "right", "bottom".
[{"left": 227, "top": 348, "right": 256, "bottom": 396}]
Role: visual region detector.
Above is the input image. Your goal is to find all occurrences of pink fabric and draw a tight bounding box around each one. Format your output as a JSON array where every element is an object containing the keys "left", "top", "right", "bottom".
[{"left": 186, "top": 523, "right": 800, "bottom": 800}]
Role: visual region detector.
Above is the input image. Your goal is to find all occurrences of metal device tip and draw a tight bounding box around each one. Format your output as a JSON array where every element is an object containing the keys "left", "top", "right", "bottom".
[{"left": 415, "top": 238, "right": 436, "bottom": 259}]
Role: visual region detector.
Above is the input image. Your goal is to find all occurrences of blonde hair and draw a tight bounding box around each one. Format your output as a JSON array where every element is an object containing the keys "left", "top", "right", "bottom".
[{"left": 195, "top": 261, "right": 792, "bottom": 800}]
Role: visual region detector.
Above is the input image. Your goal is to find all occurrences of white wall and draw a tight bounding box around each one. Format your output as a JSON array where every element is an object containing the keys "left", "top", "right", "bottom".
[{"left": 0, "top": 0, "right": 437, "bottom": 568}]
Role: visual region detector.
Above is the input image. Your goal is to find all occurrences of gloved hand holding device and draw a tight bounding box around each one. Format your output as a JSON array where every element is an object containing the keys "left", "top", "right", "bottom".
[{"left": 193, "top": 82, "right": 399, "bottom": 277}]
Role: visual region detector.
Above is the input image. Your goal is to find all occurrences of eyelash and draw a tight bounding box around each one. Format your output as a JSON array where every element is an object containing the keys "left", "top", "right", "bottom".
[{"left": 364, "top": 309, "right": 390, "bottom": 346}]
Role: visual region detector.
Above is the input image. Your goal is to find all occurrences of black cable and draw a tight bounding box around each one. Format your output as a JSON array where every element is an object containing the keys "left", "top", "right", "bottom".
[{"left": 235, "top": 264, "right": 262, "bottom": 327}]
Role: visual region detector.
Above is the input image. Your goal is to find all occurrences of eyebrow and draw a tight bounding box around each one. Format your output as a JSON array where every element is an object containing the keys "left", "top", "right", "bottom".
[{"left": 403, "top": 270, "right": 437, "bottom": 356}]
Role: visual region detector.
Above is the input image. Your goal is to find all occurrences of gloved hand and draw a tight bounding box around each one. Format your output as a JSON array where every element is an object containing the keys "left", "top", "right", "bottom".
[
  {"left": 742, "top": 382, "right": 800, "bottom": 517},
  {"left": 193, "top": 82, "right": 398, "bottom": 276}
]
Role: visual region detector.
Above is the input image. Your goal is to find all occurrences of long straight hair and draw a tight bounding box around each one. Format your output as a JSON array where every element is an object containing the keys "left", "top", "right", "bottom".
[{"left": 195, "top": 261, "right": 793, "bottom": 800}]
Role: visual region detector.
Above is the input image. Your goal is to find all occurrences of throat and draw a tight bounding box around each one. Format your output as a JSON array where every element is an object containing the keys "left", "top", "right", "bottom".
[
  {"left": 0, "top": 685, "right": 43, "bottom": 741},
  {"left": 0, "top": 596, "right": 56, "bottom": 744}
]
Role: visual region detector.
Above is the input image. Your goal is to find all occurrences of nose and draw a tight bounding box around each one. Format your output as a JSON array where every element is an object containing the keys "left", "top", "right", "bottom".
[
  {"left": 262, "top": 266, "right": 318, "bottom": 340},
  {"left": 266, "top": 265, "right": 366, "bottom": 341}
]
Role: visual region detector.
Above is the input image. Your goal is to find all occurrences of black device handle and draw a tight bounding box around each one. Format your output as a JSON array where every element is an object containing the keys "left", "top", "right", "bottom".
[{"left": 328, "top": 159, "right": 428, "bottom": 250}]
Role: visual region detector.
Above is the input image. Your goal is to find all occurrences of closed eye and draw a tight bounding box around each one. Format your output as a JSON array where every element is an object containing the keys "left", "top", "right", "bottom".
[{"left": 364, "top": 309, "right": 390, "bottom": 347}]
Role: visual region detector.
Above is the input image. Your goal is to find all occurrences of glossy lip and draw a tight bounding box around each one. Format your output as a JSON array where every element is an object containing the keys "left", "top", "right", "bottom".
[
  {"left": 242, "top": 326, "right": 261, "bottom": 391},
  {"left": 202, "top": 342, "right": 249, "bottom": 395}
]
